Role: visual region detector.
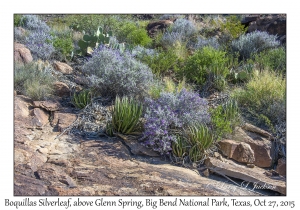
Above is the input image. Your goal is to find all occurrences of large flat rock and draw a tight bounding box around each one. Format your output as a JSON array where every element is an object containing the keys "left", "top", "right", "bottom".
[{"left": 205, "top": 157, "right": 286, "bottom": 195}]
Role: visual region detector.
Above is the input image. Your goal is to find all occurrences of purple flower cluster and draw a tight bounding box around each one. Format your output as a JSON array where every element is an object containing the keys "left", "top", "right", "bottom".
[
  {"left": 83, "top": 45, "right": 154, "bottom": 98},
  {"left": 141, "top": 89, "right": 211, "bottom": 154}
]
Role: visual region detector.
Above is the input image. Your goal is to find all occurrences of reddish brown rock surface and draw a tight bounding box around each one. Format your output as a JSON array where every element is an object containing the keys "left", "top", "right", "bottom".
[{"left": 14, "top": 43, "right": 33, "bottom": 65}]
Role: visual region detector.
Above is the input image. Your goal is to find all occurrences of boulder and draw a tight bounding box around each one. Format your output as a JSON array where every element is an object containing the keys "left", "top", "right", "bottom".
[
  {"left": 232, "top": 127, "right": 273, "bottom": 168},
  {"left": 232, "top": 142, "right": 255, "bottom": 164},
  {"left": 53, "top": 61, "right": 73, "bottom": 74},
  {"left": 276, "top": 158, "right": 286, "bottom": 177},
  {"left": 31, "top": 108, "right": 49, "bottom": 127},
  {"left": 53, "top": 81, "right": 70, "bottom": 97},
  {"left": 51, "top": 112, "right": 77, "bottom": 132},
  {"left": 147, "top": 20, "right": 174, "bottom": 38},
  {"left": 218, "top": 139, "right": 239, "bottom": 158},
  {"left": 14, "top": 43, "right": 33, "bottom": 65}
]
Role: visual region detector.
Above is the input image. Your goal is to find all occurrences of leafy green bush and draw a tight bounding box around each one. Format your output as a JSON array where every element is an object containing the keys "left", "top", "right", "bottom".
[
  {"left": 138, "top": 48, "right": 179, "bottom": 76},
  {"left": 220, "top": 15, "right": 247, "bottom": 39},
  {"left": 14, "top": 14, "right": 23, "bottom": 26},
  {"left": 53, "top": 36, "right": 74, "bottom": 60},
  {"left": 116, "top": 21, "right": 151, "bottom": 47},
  {"left": 112, "top": 96, "right": 143, "bottom": 135},
  {"left": 210, "top": 99, "right": 241, "bottom": 139},
  {"left": 181, "top": 46, "right": 229, "bottom": 86},
  {"left": 254, "top": 47, "right": 286, "bottom": 74},
  {"left": 14, "top": 63, "right": 55, "bottom": 100},
  {"left": 232, "top": 70, "right": 286, "bottom": 126},
  {"left": 71, "top": 89, "right": 92, "bottom": 109}
]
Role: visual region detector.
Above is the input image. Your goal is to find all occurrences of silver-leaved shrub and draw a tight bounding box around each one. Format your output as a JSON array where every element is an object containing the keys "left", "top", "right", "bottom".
[{"left": 83, "top": 45, "right": 154, "bottom": 98}]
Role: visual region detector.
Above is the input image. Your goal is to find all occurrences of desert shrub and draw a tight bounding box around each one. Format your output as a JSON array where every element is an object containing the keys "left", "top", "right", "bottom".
[
  {"left": 171, "top": 18, "right": 197, "bottom": 37},
  {"left": 141, "top": 89, "right": 210, "bottom": 154},
  {"left": 138, "top": 48, "right": 179, "bottom": 76},
  {"left": 116, "top": 21, "right": 151, "bottom": 47},
  {"left": 188, "top": 36, "right": 220, "bottom": 50},
  {"left": 25, "top": 30, "right": 55, "bottom": 60},
  {"left": 14, "top": 62, "right": 55, "bottom": 100},
  {"left": 14, "top": 14, "right": 23, "bottom": 26},
  {"left": 220, "top": 15, "right": 247, "bottom": 39},
  {"left": 20, "top": 15, "right": 50, "bottom": 32},
  {"left": 254, "top": 47, "right": 286, "bottom": 73},
  {"left": 14, "top": 27, "right": 27, "bottom": 43},
  {"left": 82, "top": 45, "right": 154, "bottom": 99},
  {"left": 232, "top": 70, "right": 286, "bottom": 126},
  {"left": 131, "top": 45, "right": 157, "bottom": 58},
  {"left": 210, "top": 99, "right": 241, "bottom": 139},
  {"left": 181, "top": 46, "right": 229, "bottom": 86},
  {"left": 126, "top": 28, "right": 152, "bottom": 47},
  {"left": 161, "top": 18, "right": 197, "bottom": 48},
  {"left": 111, "top": 96, "right": 143, "bottom": 135},
  {"left": 52, "top": 36, "right": 74, "bottom": 60},
  {"left": 66, "top": 14, "right": 121, "bottom": 34},
  {"left": 231, "top": 30, "right": 280, "bottom": 60}
]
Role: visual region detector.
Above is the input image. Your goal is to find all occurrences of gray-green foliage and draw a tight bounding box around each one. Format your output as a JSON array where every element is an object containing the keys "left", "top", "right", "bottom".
[
  {"left": 231, "top": 30, "right": 280, "bottom": 60},
  {"left": 14, "top": 63, "right": 55, "bottom": 100},
  {"left": 82, "top": 46, "right": 154, "bottom": 99}
]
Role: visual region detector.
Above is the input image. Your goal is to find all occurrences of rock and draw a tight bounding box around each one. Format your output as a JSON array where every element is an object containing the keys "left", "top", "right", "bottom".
[
  {"left": 53, "top": 61, "right": 73, "bottom": 74},
  {"left": 203, "top": 169, "right": 210, "bottom": 177},
  {"left": 33, "top": 100, "right": 61, "bottom": 112},
  {"left": 147, "top": 20, "right": 174, "bottom": 38},
  {"left": 37, "top": 148, "right": 49, "bottom": 155},
  {"left": 14, "top": 42, "right": 33, "bottom": 65},
  {"left": 74, "top": 76, "right": 89, "bottom": 86},
  {"left": 31, "top": 108, "right": 49, "bottom": 127},
  {"left": 232, "top": 142, "right": 255, "bottom": 164},
  {"left": 115, "top": 133, "right": 160, "bottom": 157},
  {"left": 232, "top": 127, "right": 273, "bottom": 168},
  {"left": 241, "top": 14, "right": 286, "bottom": 44},
  {"left": 205, "top": 157, "right": 286, "bottom": 195},
  {"left": 218, "top": 139, "right": 239, "bottom": 158},
  {"left": 242, "top": 123, "right": 274, "bottom": 140},
  {"left": 247, "top": 164, "right": 255, "bottom": 168},
  {"left": 51, "top": 112, "right": 77, "bottom": 132},
  {"left": 54, "top": 81, "right": 70, "bottom": 97},
  {"left": 276, "top": 158, "right": 286, "bottom": 176}
]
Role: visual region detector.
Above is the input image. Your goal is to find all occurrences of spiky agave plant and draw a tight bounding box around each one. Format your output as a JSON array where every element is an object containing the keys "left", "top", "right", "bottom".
[
  {"left": 71, "top": 89, "right": 92, "bottom": 109},
  {"left": 186, "top": 124, "right": 215, "bottom": 162},
  {"left": 112, "top": 96, "right": 143, "bottom": 135}
]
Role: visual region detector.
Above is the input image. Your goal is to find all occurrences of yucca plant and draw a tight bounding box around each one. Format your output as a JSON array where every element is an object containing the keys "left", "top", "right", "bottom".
[
  {"left": 186, "top": 124, "right": 215, "bottom": 162},
  {"left": 112, "top": 96, "right": 143, "bottom": 135},
  {"left": 71, "top": 89, "right": 92, "bottom": 109}
]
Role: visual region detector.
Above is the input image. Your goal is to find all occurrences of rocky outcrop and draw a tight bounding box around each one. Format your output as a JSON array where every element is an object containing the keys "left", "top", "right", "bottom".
[
  {"left": 14, "top": 43, "right": 33, "bottom": 65},
  {"left": 147, "top": 20, "right": 174, "bottom": 38},
  {"left": 51, "top": 112, "right": 77, "bottom": 132},
  {"left": 14, "top": 95, "right": 263, "bottom": 196},
  {"left": 205, "top": 157, "right": 286, "bottom": 195},
  {"left": 241, "top": 14, "right": 286, "bottom": 44},
  {"left": 53, "top": 61, "right": 73, "bottom": 74}
]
